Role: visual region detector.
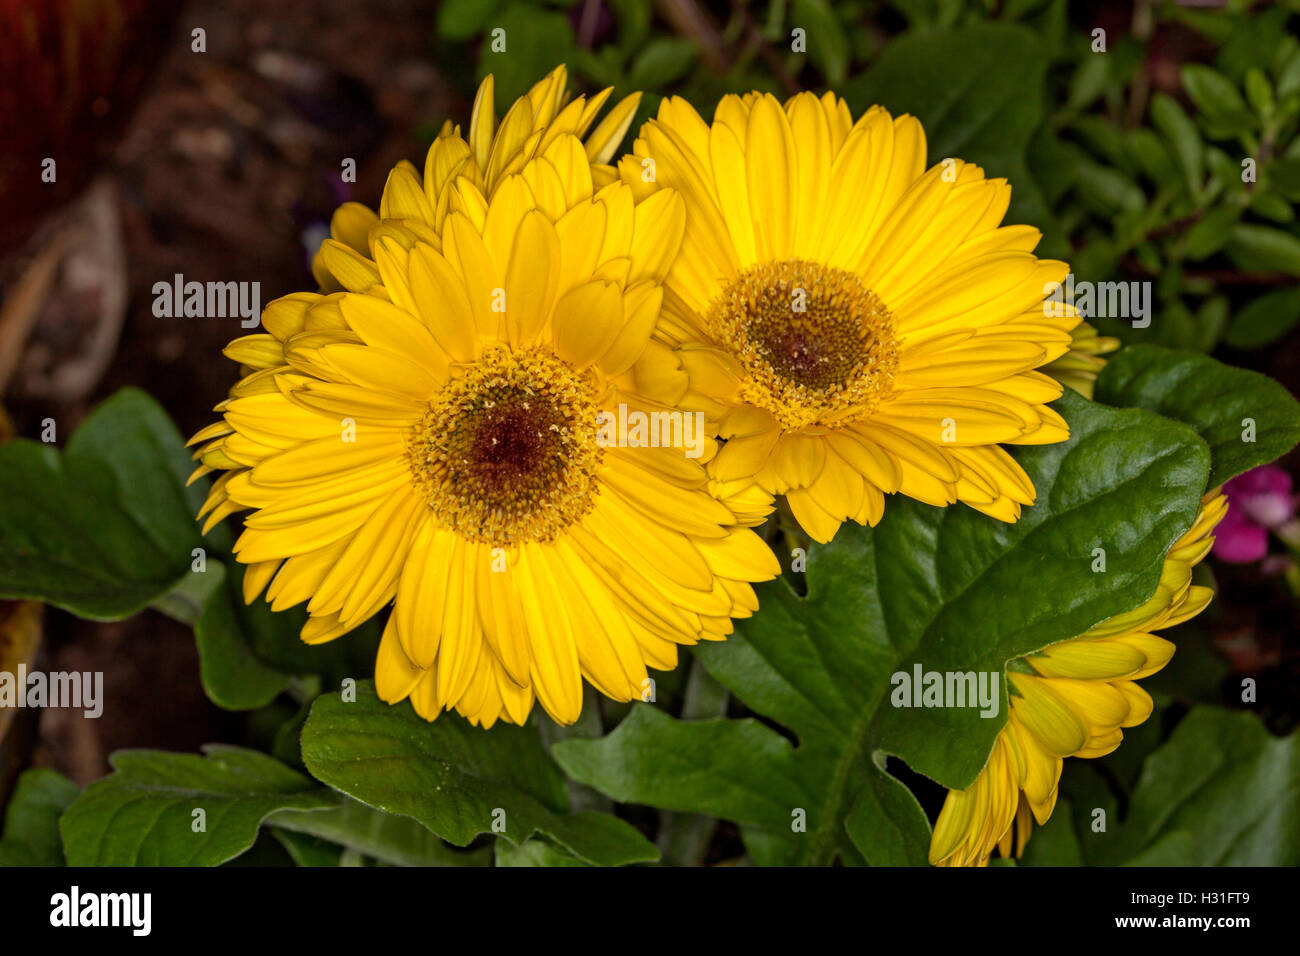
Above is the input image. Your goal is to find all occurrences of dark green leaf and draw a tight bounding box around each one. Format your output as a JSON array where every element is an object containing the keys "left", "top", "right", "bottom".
[
  {"left": 1066, "top": 51, "right": 1111, "bottom": 113},
  {"left": 626, "top": 38, "right": 696, "bottom": 90},
  {"left": 1031, "top": 709, "right": 1300, "bottom": 865},
  {"left": 841, "top": 23, "right": 1050, "bottom": 233},
  {"left": 59, "top": 745, "right": 337, "bottom": 865},
  {"left": 1095, "top": 345, "right": 1300, "bottom": 485},
  {"left": 0, "top": 389, "right": 206, "bottom": 619},
  {"left": 191, "top": 562, "right": 292, "bottom": 709},
  {"left": 437, "top": 0, "right": 503, "bottom": 41},
  {"left": 1269, "top": 158, "right": 1300, "bottom": 201},
  {"left": 1181, "top": 204, "right": 1243, "bottom": 259},
  {"left": 1075, "top": 157, "right": 1146, "bottom": 214},
  {"left": 0, "top": 769, "right": 79, "bottom": 866},
  {"left": 270, "top": 829, "right": 344, "bottom": 867},
  {"left": 1181, "top": 64, "right": 1248, "bottom": 118},
  {"left": 844, "top": 753, "right": 932, "bottom": 866},
  {"left": 495, "top": 838, "right": 590, "bottom": 866},
  {"left": 0, "top": 388, "right": 348, "bottom": 711},
  {"left": 1150, "top": 93, "right": 1204, "bottom": 195},
  {"left": 477, "top": 5, "right": 576, "bottom": 105},
  {"left": 300, "top": 682, "right": 657, "bottom": 866},
  {"left": 791, "top": 0, "right": 850, "bottom": 85},
  {"left": 1244, "top": 68, "right": 1275, "bottom": 116},
  {"left": 1225, "top": 287, "right": 1300, "bottom": 348},
  {"left": 1225, "top": 224, "right": 1300, "bottom": 277},
  {"left": 268, "top": 796, "right": 491, "bottom": 866}
]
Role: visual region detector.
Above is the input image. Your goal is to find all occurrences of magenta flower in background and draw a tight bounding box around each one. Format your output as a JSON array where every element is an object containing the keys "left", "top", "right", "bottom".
[{"left": 1213, "top": 465, "right": 1297, "bottom": 563}]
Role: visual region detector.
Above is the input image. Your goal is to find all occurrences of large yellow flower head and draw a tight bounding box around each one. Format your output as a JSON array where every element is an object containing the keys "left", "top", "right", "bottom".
[
  {"left": 313, "top": 65, "right": 643, "bottom": 295},
  {"left": 929, "top": 491, "right": 1228, "bottom": 867},
  {"left": 188, "top": 75, "right": 779, "bottom": 729},
  {"left": 619, "top": 93, "right": 1080, "bottom": 542}
]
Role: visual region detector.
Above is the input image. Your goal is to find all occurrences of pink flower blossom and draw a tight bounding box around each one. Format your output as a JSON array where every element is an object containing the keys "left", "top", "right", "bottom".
[{"left": 1213, "top": 465, "right": 1296, "bottom": 563}]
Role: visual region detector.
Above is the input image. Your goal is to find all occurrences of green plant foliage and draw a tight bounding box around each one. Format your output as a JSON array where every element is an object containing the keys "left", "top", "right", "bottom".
[
  {"left": 300, "top": 682, "right": 658, "bottom": 866},
  {"left": 554, "top": 392, "right": 1211, "bottom": 865},
  {"left": 0, "top": 389, "right": 208, "bottom": 620},
  {"left": 268, "top": 797, "right": 491, "bottom": 867},
  {"left": 1023, "top": 708, "right": 1300, "bottom": 865},
  {"left": 0, "top": 389, "right": 373, "bottom": 711},
  {"left": 0, "top": 769, "right": 79, "bottom": 866},
  {"left": 58, "top": 746, "right": 338, "bottom": 866},
  {"left": 1095, "top": 345, "right": 1300, "bottom": 486}
]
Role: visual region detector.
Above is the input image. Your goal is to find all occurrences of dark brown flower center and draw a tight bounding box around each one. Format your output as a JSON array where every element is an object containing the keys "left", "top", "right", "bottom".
[
  {"left": 408, "top": 347, "right": 602, "bottom": 545},
  {"left": 707, "top": 259, "right": 898, "bottom": 429}
]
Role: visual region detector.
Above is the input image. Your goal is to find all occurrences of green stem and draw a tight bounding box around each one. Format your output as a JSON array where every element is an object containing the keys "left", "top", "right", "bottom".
[
  {"left": 656, "top": 658, "right": 729, "bottom": 866},
  {"left": 543, "top": 685, "right": 614, "bottom": 814}
]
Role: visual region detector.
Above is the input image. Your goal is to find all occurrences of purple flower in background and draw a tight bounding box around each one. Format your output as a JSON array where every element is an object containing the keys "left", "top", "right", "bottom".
[{"left": 1213, "top": 465, "right": 1297, "bottom": 563}]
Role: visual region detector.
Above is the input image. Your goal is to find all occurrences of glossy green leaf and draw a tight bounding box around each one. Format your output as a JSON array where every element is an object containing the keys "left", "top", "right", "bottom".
[
  {"left": 0, "top": 389, "right": 207, "bottom": 620},
  {"left": 0, "top": 768, "right": 79, "bottom": 866},
  {"left": 555, "top": 391, "right": 1210, "bottom": 865},
  {"left": 1181, "top": 63, "right": 1249, "bottom": 118},
  {"left": 300, "top": 682, "right": 658, "bottom": 866},
  {"left": 190, "top": 562, "right": 293, "bottom": 709},
  {"left": 1150, "top": 93, "right": 1204, "bottom": 195},
  {"left": 1225, "top": 223, "right": 1300, "bottom": 277},
  {"left": 844, "top": 754, "right": 932, "bottom": 866},
  {"left": 268, "top": 796, "right": 490, "bottom": 867},
  {"left": 841, "top": 23, "right": 1050, "bottom": 234},
  {"left": 1026, "top": 708, "right": 1300, "bottom": 865},
  {"left": 0, "top": 388, "right": 347, "bottom": 710},
  {"left": 1225, "top": 287, "right": 1300, "bottom": 348},
  {"left": 626, "top": 38, "right": 696, "bottom": 90},
  {"left": 791, "top": 0, "right": 850, "bottom": 85},
  {"left": 495, "top": 838, "right": 590, "bottom": 867},
  {"left": 1095, "top": 345, "right": 1300, "bottom": 485},
  {"left": 437, "top": 0, "right": 502, "bottom": 41},
  {"left": 59, "top": 745, "right": 337, "bottom": 866}
]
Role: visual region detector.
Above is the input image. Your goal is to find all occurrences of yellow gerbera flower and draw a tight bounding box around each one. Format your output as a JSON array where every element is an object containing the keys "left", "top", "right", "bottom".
[
  {"left": 313, "top": 65, "right": 641, "bottom": 295},
  {"left": 1044, "top": 321, "right": 1121, "bottom": 399},
  {"left": 929, "top": 490, "right": 1228, "bottom": 867},
  {"left": 188, "top": 90, "right": 778, "bottom": 729},
  {"left": 619, "top": 93, "right": 1079, "bottom": 542}
]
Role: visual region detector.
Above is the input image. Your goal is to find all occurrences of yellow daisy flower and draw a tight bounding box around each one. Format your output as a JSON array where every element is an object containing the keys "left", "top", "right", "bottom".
[
  {"left": 619, "top": 93, "right": 1080, "bottom": 542},
  {"left": 929, "top": 490, "right": 1228, "bottom": 867},
  {"left": 188, "top": 92, "right": 778, "bottom": 729},
  {"left": 1044, "top": 321, "right": 1121, "bottom": 399},
  {"left": 313, "top": 65, "right": 642, "bottom": 295}
]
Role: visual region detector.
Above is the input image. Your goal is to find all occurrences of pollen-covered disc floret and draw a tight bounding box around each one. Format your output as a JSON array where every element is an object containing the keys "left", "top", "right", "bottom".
[
  {"left": 709, "top": 259, "right": 898, "bottom": 431},
  {"left": 409, "top": 348, "right": 602, "bottom": 545}
]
